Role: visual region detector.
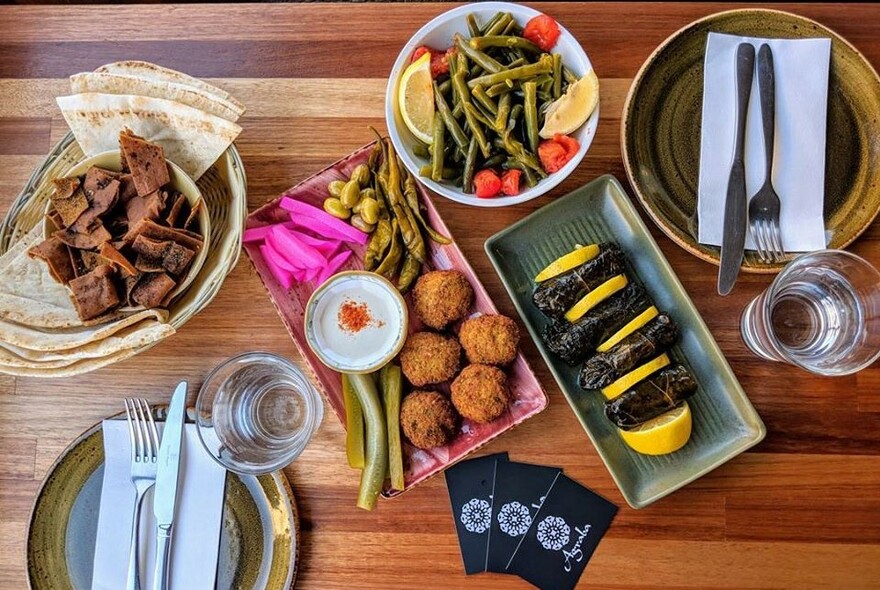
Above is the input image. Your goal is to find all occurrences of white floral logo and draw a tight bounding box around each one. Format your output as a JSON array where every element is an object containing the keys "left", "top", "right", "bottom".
[
  {"left": 460, "top": 498, "right": 491, "bottom": 534},
  {"left": 536, "top": 515, "right": 570, "bottom": 551},
  {"left": 497, "top": 501, "right": 532, "bottom": 537}
]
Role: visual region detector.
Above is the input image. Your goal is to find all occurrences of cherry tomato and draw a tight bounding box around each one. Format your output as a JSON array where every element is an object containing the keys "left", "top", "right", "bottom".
[
  {"left": 411, "top": 46, "right": 431, "bottom": 63},
  {"left": 474, "top": 169, "right": 502, "bottom": 198},
  {"left": 538, "top": 134, "right": 580, "bottom": 173},
  {"left": 500, "top": 169, "right": 522, "bottom": 196},
  {"left": 523, "top": 14, "right": 561, "bottom": 52},
  {"left": 412, "top": 46, "right": 453, "bottom": 78}
]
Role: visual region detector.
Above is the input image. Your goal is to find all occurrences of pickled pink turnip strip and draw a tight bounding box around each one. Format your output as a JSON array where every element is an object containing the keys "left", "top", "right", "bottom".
[
  {"left": 259, "top": 244, "right": 293, "bottom": 289},
  {"left": 281, "top": 197, "right": 368, "bottom": 244},
  {"left": 317, "top": 249, "right": 354, "bottom": 284},
  {"left": 269, "top": 225, "right": 326, "bottom": 268},
  {"left": 243, "top": 222, "right": 295, "bottom": 243}
]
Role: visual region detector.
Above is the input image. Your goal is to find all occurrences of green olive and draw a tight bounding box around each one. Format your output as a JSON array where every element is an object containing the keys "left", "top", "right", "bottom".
[
  {"left": 359, "top": 198, "right": 380, "bottom": 225},
  {"left": 359, "top": 188, "right": 376, "bottom": 201},
  {"left": 323, "top": 197, "right": 351, "bottom": 219},
  {"left": 341, "top": 179, "right": 361, "bottom": 209},
  {"left": 351, "top": 164, "right": 371, "bottom": 188},
  {"left": 350, "top": 214, "right": 376, "bottom": 233},
  {"left": 328, "top": 180, "right": 346, "bottom": 199}
]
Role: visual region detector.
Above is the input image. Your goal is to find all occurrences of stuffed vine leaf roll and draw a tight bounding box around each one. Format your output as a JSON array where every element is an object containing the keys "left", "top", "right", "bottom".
[
  {"left": 603, "top": 365, "right": 697, "bottom": 429},
  {"left": 542, "top": 282, "right": 651, "bottom": 365},
  {"left": 579, "top": 314, "right": 679, "bottom": 389},
  {"left": 533, "top": 243, "right": 625, "bottom": 318}
]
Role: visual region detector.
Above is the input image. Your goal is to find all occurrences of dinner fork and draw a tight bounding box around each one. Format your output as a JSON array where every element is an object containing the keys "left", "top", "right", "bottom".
[
  {"left": 124, "top": 398, "right": 160, "bottom": 590},
  {"left": 748, "top": 43, "right": 785, "bottom": 263}
]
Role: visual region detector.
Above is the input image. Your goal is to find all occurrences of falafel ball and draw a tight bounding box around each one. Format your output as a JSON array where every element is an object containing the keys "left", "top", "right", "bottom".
[
  {"left": 450, "top": 364, "right": 511, "bottom": 423},
  {"left": 413, "top": 270, "right": 474, "bottom": 330},
  {"left": 400, "top": 331, "right": 462, "bottom": 386},
  {"left": 400, "top": 390, "right": 459, "bottom": 449},
  {"left": 459, "top": 314, "right": 520, "bottom": 366}
]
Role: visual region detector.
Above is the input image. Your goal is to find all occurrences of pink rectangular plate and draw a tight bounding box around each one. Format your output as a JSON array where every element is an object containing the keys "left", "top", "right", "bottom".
[{"left": 244, "top": 142, "right": 548, "bottom": 496}]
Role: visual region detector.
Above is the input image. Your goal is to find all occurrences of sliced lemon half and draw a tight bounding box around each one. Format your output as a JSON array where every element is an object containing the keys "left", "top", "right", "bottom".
[
  {"left": 620, "top": 402, "right": 692, "bottom": 456},
  {"left": 596, "top": 306, "right": 659, "bottom": 352},
  {"left": 601, "top": 353, "right": 670, "bottom": 400},
  {"left": 398, "top": 52, "right": 435, "bottom": 145},
  {"left": 535, "top": 244, "right": 600, "bottom": 282},
  {"left": 539, "top": 69, "right": 599, "bottom": 139},
  {"left": 564, "top": 274, "right": 627, "bottom": 323}
]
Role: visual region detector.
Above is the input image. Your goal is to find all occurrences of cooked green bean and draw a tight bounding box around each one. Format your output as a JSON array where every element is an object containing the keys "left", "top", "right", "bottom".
[
  {"left": 412, "top": 143, "right": 430, "bottom": 159},
  {"left": 523, "top": 81, "right": 539, "bottom": 153},
  {"left": 462, "top": 137, "right": 478, "bottom": 193},
  {"left": 466, "top": 13, "right": 481, "bottom": 38},
  {"left": 469, "top": 35, "right": 541, "bottom": 53},
  {"left": 486, "top": 80, "right": 520, "bottom": 97},
  {"left": 479, "top": 11, "right": 504, "bottom": 35},
  {"left": 485, "top": 12, "right": 512, "bottom": 36},
  {"left": 501, "top": 17, "right": 518, "bottom": 36},
  {"left": 483, "top": 153, "right": 507, "bottom": 168},
  {"left": 553, "top": 54, "right": 563, "bottom": 99},
  {"left": 453, "top": 71, "right": 491, "bottom": 157},
  {"left": 438, "top": 78, "right": 452, "bottom": 96},
  {"left": 433, "top": 82, "right": 469, "bottom": 151},
  {"left": 563, "top": 65, "right": 578, "bottom": 84},
  {"left": 418, "top": 164, "right": 459, "bottom": 180},
  {"left": 431, "top": 112, "right": 445, "bottom": 182},
  {"left": 472, "top": 84, "right": 498, "bottom": 115},
  {"left": 466, "top": 54, "right": 553, "bottom": 89},
  {"left": 499, "top": 131, "right": 546, "bottom": 175},
  {"left": 454, "top": 34, "right": 503, "bottom": 74},
  {"left": 508, "top": 103, "right": 523, "bottom": 132},
  {"left": 464, "top": 102, "right": 496, "bottom": 131},
  {"left": 495, "top": 93, "right": 511, "bottom": 132}
]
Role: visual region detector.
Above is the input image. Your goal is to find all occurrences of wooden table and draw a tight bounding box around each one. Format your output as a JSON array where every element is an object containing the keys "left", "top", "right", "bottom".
[{"left": 1, "top": 3, "right": 879, "bottom": 588}]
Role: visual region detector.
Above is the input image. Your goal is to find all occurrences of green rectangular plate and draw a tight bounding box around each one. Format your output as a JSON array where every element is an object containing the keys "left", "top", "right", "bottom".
[{"left": 485, "top": 174, "right": 766, "bottom": 509}]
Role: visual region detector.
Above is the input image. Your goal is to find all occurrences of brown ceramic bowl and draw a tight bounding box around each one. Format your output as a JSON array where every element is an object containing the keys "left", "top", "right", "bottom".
[{"left": 622, "top": 8, "right": 880, "bottom": 273}]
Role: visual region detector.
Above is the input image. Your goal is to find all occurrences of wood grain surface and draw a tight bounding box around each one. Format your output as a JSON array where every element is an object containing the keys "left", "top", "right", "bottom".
[{"left": 1, "top": 3, "right": 879, "bottom": 589}]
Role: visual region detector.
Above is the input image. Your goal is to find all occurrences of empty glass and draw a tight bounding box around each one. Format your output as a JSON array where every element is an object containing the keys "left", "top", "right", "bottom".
[
  {"left": 196, "top": 352, "right": 323, "bottom": 475},
  {"left": 740, "top": 250, "right": 880, "bottom": 375}
]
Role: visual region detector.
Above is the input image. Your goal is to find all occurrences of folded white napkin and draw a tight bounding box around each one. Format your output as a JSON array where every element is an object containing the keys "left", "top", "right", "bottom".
[
  {"left": 91, "top": 420, "right": 226, "bottom": 590},
  {"left": 697, "top": 32, "right": 832, "bottom": 252}
]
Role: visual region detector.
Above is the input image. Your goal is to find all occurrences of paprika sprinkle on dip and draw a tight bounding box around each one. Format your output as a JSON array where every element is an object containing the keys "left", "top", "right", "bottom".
[{"left": 338, "top": 299, "right": 376, "bottom": 333}]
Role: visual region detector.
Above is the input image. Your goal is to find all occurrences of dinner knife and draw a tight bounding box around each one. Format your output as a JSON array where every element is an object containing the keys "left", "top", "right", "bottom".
[
  {"left": 718, "top": 43, "right": 756, "bottom": 295},
  {"left": 152, "top": 381, "right": 187, "bottom": 590}
]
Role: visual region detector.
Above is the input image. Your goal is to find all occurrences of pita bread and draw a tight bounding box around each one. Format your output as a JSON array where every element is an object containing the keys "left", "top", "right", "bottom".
[
  {"left": 0, "top": 308, "right": 169, "bottom": 351},
  {"left": 57, "top": 93, "right": 242, "bottom": 180},
  {"left": 0, "top": 227, "right": 81, "bottom": 328},
  {"left": 0, "top": 320, "right": 174, "bottom": 368},
  {"left": 0, "top": 347, "right": 142, "bottom": 378},
  {"left": 70, "top": 72, "right": 242, "bottom": 123},
  {"left": 94, "top": 61, "right": 245, "bottom": 114}
]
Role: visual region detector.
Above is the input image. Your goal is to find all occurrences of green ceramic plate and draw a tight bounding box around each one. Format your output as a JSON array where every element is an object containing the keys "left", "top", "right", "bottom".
[
  {"left": 485, "top": 175, "right": 766, "bottom": 509},
  {"left": 622, "top": 8, "right": 880, "bottom": 273},
  {"left": 26, "top": 410, "right": 299, "bottom": 590}
]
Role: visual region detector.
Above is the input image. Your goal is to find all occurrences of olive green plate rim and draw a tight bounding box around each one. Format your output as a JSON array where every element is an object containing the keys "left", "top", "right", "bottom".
[
  {"left": 484, "top": 174, "right": 766, "bottom": 508},
  {"left": 25, "top": 410, "right": 300, "bottom": 590},
  {"left": 621, "top": 7, "right": 880, "bottom": 274}
]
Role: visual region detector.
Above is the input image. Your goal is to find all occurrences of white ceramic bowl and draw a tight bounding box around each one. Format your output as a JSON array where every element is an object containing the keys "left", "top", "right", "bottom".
[{"left": 385, "top": 1, "right": 599, "bottom": 208}]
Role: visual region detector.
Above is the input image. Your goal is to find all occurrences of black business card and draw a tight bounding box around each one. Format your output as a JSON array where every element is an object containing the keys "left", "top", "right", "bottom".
[
  {"left": 507, "top": 474, "right": 618, "bottom": 590},
  {"left": 485, "top": 461, "right": 562, "bottom": 573},
  {"left": 444, "top": 453, "right": 508, "bottom": 575}
]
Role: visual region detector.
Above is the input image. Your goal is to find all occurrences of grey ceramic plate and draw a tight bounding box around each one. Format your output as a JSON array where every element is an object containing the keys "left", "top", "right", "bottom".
[
  {"left": 27, "top": 410, "right": 299, "bottom": 590},
  {"left": 485, "top": 175, "right": 766, "bottom": 508}
]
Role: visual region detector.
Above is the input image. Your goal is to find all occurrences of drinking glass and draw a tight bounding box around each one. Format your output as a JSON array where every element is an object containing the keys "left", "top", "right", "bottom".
[
  {"left": 740, "top": 250, "right": 880, "bottom": 375},
  {"left": 196, "top": 352, "right": 323, "bottom": 474}
]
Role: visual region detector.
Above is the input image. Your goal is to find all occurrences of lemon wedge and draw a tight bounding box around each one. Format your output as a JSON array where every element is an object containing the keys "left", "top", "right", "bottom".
[
  {"left": 596, "top": 306, "right": 659, "bottom": 352},
  {"left": 601, "top": 353, "right": 670, "bottom": 400},
  {"left": 535, "top": 244, "right": 600, "bottom": 282},
  {"left": 398, "top": 52, "right": 435, "bottom": 144},
  {"left": 620, "top": 402, "right": 692, "bottom": 455},
  {"left": 564, "top": 274, "right": 627, "bottom": 323},
  {"left": 539, "top": 69, "right": 600, "bottom": 139}
]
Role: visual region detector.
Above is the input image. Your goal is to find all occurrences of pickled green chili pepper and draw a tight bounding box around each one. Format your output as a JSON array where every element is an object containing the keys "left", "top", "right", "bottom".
[
  {"left": 401, "top": 165, "right": 452, "bottom": 245},
  {"left": 396, "top": 253, "right": 421, "bottom": 294},
  {"left": 375, "top": 218, "right": 402, "bottom": 277},
  {"left": 431, "top": 111, "right": 445, "bottom": 182},
  {"left": 364, "top": 217, "right": 392, "bottom": 271},
  {"left": 523, "top": 81, "right": 539, "bottom": 153},
  {"left": 347, "top": 373, "right": 388, "bottom": 511},
  {"left": 342, "top": 374, "right": 365, "bottom": 469}
]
